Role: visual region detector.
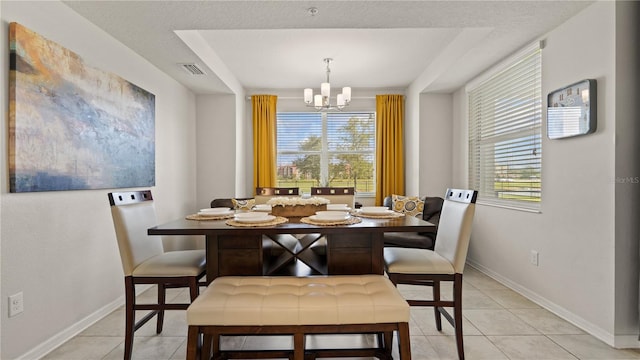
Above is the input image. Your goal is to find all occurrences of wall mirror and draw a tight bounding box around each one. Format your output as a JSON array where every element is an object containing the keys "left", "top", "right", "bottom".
[{"left": 547, "top": 79, "right": 597, "bottom": 139}]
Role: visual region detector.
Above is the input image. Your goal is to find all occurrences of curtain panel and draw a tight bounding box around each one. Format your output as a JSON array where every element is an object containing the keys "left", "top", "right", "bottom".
[
  {"left": 252, "top": 95, "right": 278, "bottom": 192},
  {"left": 375, "top": 95, "right": 405, "bottom": 205}
]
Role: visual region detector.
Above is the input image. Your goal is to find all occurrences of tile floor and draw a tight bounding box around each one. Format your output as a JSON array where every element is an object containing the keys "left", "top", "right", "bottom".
[{"left": 43, "top": 267, "right": 640, "bottom": 360}]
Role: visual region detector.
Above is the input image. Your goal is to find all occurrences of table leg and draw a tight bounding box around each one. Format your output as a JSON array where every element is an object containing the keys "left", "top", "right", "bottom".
[{"left": 205, "top": 235, "right": 218, "bottom": 284}]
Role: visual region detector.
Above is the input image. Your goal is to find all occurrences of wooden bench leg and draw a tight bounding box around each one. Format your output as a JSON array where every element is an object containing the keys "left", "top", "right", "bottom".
[
  {"left": 397, "top": 323, "right": 411, "bottom": 360},
  {"left": 382, "top": 331, "right": 394, "bottom": 358},
  {"left": 186, "top": 326, "right": 199, "bottom": 360},
  {"left": 203, "top": 333, "right": 214, "bottom": 360},
  {"left": 376, "top": 333, "right": 384, "bottom": 348},
  {"left": 293, "top": 332, "right": 305, "bottom": 360}
]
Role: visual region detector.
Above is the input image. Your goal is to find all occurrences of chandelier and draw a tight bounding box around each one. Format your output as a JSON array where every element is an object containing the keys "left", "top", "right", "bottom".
[{"left": 304, "top": 58, "right": 351, "bottom": 111}]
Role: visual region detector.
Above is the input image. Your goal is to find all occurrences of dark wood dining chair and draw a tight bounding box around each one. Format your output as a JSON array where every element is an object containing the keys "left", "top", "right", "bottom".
[
  {"left": 384, "top": 188, "right": 477, "bottom": 360},
  {"left": 310, "top": 187, "right": 355, "bottom": 208},
  {"left": 256, "top": 187, "right": 299, "bottom": 196},
  {"left": 254, "top": 187, "right": 299, "bottom": 204},
  {"left": 108, "top": 190, "right": 206, "bottom": 360}
]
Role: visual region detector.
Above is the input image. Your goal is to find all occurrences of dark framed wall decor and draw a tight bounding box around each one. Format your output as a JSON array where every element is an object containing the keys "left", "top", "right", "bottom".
[{"left": 547, "top": 79, "right": 597, "bottom": 139}]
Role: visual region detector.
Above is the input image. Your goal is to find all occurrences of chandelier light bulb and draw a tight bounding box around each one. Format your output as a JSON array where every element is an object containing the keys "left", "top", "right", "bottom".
[
  {"left": 321, "top": 82, "right": 330, "bottom": 97},
  {"left": 342, "top": 87, "right": 351, "bottom": 103},
  {"left": 304, "top": 88, "right": 313, "bottom": 104}
]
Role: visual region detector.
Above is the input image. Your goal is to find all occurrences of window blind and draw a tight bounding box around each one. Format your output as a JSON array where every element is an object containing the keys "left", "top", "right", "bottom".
[
  {"left": 468, "top": 44, "right": 542, "bottom": 210},
  {"left": 276, "top": 112, "right": 376, "bottom": 194}
]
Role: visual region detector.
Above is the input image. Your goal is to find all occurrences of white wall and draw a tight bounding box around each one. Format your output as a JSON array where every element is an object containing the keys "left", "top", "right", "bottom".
[
  {"left": 196, "top": 94, "right": 237, "bottom": 209},
  {"left": 0, "top": 2, "right": 197, "bottom": 359},
  {"left": 451, "top": 90, "right": 469, "bottom": 189},
  {"left": 419, "top": 93, "right": 453, "bottom": 197},
  {"left": 452, "top": 1, "right": 639, "bottom": 346},
  {"left": 174, "top": 30, "right": 249, "bottom": 200},
  {"left": 405, "top": 91, "right": 421, "bottom": 195},
  {"left": 613, "top": 0, "right": 640, "bottom": 342}
]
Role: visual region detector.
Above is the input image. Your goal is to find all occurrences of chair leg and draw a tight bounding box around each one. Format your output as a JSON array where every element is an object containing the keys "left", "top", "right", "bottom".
[
  {"left": 189, "top": 277, "right": 199, "bottom": 301},
  {"left": 454, "top": 274, "right": 464, "bottom": 360},
  {"left": 157, "top": 283, "right": 166, "bottom": 334},
  {"left": 397, "top": 322, "right": 412, "bottom": 360},
  {"left": 433, "top": 280, "right": 442, "bottom": 331},
  {"left": 124, "top": 277, "right": 135, "bottom": 360},
  {"left": 186, "top": 326, "right": 200, "bottom": 360}
]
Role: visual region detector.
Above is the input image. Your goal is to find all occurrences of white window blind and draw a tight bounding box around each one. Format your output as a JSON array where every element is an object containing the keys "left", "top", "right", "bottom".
[
  {"left": 468, "top": 43, "right": 542, "bottom": 210},
  {"left": 276, "top": 112, "right": 376, "bottom": 194}
]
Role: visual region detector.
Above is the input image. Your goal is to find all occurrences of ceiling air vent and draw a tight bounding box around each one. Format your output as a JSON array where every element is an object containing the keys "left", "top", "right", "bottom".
[{"left": 179, "top": 63, "right": 206, "bottom": 75}]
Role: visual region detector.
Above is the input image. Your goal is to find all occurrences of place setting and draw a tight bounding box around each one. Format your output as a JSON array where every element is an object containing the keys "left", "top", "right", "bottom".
[
  {"left": 353, "top": 206, "right": 404, "bottom": 219},
  {"left": 300, "top": 210, "right": 362, "bottom": 226},
  {"left": 186, "top": 207, "right": 235, "bottom": 220},
  {"left": 252, "top": 204, "right": 272, "bottom": 212},
  {"left": 326, "top": 203, "right": 351, "bottom": 211},
  {"left": 226, "top": 211, "right": 288, "bottom": 227}
]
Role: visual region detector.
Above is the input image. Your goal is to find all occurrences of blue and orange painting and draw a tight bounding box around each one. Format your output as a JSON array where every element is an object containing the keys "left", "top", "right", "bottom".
[{"left": 9, "top": 22, "right": 155, "bottom": 192}]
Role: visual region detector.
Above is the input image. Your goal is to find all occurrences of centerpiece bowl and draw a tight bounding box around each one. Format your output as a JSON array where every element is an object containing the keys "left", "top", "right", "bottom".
[{"left": 267, "top": 196, "right": 329, "bottom": 217}]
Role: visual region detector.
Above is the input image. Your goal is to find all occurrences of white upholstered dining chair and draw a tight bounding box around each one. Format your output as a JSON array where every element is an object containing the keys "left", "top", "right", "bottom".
[
  {"left": 384, "top": 188, "right": 477, "bottom": 360},
  {"left": 108, "top": 190, "right": 206, "bottom": 360}
]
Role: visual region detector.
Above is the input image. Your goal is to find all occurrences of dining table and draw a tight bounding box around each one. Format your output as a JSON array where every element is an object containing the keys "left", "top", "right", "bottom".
[{"left": 148, "top": 210, "right": 435, "bottom": 284}]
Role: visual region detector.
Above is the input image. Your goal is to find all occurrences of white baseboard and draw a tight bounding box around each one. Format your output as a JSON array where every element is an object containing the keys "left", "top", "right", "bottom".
[
  {"left": 21, "top": 284, "right": 156, "bottom": 359},
  {"left": 16, "top": 295, "right": 125, "bottom": 360},
  {"left": 466, "top": 260, "right": 639, "bottom": 349}
]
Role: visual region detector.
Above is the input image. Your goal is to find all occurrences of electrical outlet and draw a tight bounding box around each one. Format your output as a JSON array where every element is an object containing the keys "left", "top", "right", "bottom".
[
  {"left": 530, "top": 250, "right": 539, "bottom": 266},
  {"left": 9, "top": 292, "right": 24, "bottom": 317}
]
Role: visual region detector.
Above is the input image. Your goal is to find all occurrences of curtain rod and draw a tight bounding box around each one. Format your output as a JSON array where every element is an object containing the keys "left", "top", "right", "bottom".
[{"left": 245, "top": 96, "right": 376, "bottom": 101}]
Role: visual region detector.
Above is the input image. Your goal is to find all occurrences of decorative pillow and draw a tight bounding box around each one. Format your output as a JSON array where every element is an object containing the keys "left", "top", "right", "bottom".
[
  {"left": 392, "top": 194, "right": 424, "bottom": 218},
  {"left": 231, "top": 198, "right": 255, "bottom": 210}
]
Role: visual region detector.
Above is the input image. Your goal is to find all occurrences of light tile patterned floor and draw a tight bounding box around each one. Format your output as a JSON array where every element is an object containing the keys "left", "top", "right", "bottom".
[{"left": 42, "top": 267, "right": 640, "bottom": 360}]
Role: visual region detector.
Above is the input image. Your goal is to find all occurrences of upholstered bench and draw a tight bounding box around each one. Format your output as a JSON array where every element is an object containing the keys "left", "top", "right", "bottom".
[{"left": 186, "top": 275, "right": 411, "bottom": 360}]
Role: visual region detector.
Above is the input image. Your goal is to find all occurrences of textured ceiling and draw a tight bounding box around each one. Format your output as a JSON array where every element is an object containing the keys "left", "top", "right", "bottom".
[{"left": 62, "top": 1, "right": 594, "bottom": 95}]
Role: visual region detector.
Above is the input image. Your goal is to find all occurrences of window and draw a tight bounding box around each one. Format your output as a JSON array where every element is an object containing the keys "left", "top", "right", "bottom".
[
  {"left": 468, "top": 43, "right": 542, "bottom": 210},
  {"left": 276, "top": 112, "right": 376, "bottom": 195}
]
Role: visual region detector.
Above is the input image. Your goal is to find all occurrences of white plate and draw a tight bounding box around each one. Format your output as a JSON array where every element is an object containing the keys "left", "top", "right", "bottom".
[
  {"left": 234, "top": 213, "right": 275, "bottom": 223},
  {"left": 327, "top": 204, "right": 351, "bottom": 211},
  {"left": 359, "top": 207, "right": 393, "bottom": 215},
  {"left": 309, "top": 214, "right": 351, "bottom": 223},
  {"left": 313, "top": 211, "right": 351, "bottom": 222},
  {"left": 316, "top": 210, "right": 350, "bottom": 217},
  {"left": 198, "top": 210, "right": 234, "bottom": 217},
  {"left": 199, "top": 207, "right": 231, "bottom": 214},
  {"left": 253, "top": 205, "right": 272, "bottom": 212}
]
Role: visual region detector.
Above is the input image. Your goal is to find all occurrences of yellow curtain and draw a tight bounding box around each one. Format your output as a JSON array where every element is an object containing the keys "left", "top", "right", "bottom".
[
  {"left": 375, "top": 95, "right": 405, "bottom": 205},
  {"left": 252, "top": 95, "right": 278, "bottom": 192}
]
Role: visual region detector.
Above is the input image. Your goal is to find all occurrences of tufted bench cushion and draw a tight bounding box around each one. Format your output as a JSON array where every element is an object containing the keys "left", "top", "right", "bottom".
[
  {"left": 186, "top": 275, "right": 411, "bottom": 360},
  {"left": 188, "top": 275, "right": 409, "bottom": 326}
]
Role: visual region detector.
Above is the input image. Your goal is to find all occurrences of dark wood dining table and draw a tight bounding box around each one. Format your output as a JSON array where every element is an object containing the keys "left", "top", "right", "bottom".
[{"left": 148, "top": 213, "right": 435, "bottom": 284}]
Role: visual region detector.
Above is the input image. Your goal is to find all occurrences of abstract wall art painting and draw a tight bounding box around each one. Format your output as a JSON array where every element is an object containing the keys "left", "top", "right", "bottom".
[{"left": 9, "top": 22, "right": 155, "bottom": 192}]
